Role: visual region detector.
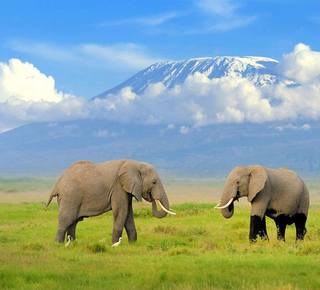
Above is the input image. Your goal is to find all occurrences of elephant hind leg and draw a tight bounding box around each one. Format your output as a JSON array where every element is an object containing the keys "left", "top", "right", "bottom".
[
  {"left": 55, "top": 207, "right": 79, "bottom": 243},
  {"left": 67, "top": 217, "right": 84, "bottom": 240},
  {"left": 295, "top": 213, "right": 307, "bottom": 241},
  {"left": 275, "top": 215, "right": 287, "bottom": 241},
  {"left": 259, "top": 216, "right": 269, "bottom": 241},
  {"left": 67, "top": 222, "right": 78, "bottom": 241}
]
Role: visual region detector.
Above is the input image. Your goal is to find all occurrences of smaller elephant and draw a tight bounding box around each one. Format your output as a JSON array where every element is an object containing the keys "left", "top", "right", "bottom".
[
  {"left": 45, "top": 159, "right": 175, "bottom": 245},
  {"left": 215, "top": 165, "right": 309, "bottom": 242}
]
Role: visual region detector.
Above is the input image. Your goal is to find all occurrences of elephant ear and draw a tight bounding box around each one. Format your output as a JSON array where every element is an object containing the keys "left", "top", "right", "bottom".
[
  {"left": 119, "top": 161, "right": 143, "bottom": 201},
  {"left": 248, "top": 166, "right": 268, "bottom": 202}
]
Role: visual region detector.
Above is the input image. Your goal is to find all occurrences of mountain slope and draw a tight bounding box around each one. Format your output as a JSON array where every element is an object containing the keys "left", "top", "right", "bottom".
[
  {"left": 0, "top": 119, "right": 319, "bottom": 177},
  {"left": 93, "top": 56, "right": 293, "bottom": 99}
]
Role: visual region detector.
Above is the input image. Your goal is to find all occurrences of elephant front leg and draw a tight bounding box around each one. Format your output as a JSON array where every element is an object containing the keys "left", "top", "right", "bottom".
[
  {"left": 112, "top": 213, "right": 126, "bottom": 245},
  {"left": 250, "top": 200, "right": 269, "bottom": 242},
  {"left": 124, "top": 197, "right": 137, "bottom": 243},
  {"left": 111, "top": 197, "right": 129, "bottom": 245},
  {"left": 249, "top": 215, "right": 261, "bottom": 242}
]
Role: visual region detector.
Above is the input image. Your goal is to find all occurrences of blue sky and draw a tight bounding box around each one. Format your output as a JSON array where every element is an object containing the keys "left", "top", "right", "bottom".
[
  {"left": 1, "top": 0, "right": 320, "bottom": 133},
  {"left": 1, "top": 0, "right": 320, "bottom": 98}
]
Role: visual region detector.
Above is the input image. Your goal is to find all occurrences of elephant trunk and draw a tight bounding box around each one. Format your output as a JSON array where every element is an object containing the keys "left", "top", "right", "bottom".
[
  {"left": 220, "top": 200, "right": 234, "bottom": 219},
  {"left": 215, "top": 182, "right": 237, "bottom": 219},
  {"left": 152, "top": 190, "right": 172, "bottom": 218}
]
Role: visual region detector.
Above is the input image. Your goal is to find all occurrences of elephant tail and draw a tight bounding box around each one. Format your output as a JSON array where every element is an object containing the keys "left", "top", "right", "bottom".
[{"left": 44, "top": 184, "right": 59, "bottom": 207}]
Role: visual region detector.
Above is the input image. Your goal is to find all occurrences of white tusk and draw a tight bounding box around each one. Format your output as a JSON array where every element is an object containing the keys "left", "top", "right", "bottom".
[
  {"left": 214, "top": 197, "right": 234, "bottom": 209},
  {"left": 156, "top": 200, "right": 176, "bottom": 215}
]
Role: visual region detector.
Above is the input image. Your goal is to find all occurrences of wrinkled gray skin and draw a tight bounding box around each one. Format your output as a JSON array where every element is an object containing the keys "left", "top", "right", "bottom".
[
  {"left": 45, "top": 159, "right": 171, "bottom": 244},
  {"left": 217, "top": 165, "right": 309, "bottom": 242}
]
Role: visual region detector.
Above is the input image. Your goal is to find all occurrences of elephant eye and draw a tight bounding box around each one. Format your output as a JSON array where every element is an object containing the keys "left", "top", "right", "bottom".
[{"left": 153, "top": 181, "right": 156, "bottom": 184}]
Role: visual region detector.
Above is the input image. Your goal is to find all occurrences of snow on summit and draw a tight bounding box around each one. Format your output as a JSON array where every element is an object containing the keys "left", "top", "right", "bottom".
[{"left": 93, "top": 56, "right": 287, "bottom": 99}]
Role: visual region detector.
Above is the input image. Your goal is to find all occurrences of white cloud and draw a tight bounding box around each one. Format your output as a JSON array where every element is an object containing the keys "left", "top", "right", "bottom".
[
  {"left": 8, "top": 40, "right": 77, "bottom": 63},
  {"left": 180, "top": 126, "right": 191, "bottom": 134},
  {"left": 0, "top": 94, "right": 118, "bottom": 132},
  {"left": 117, "top": 87, "right": 138, "bottom": 105},
  {"left": 143, "top": 82, "right": 167, "bottom": 98},
  {"left": 275, "top": 124, "right": 311, "bottom": 132},
  {"left": 8, "top": 40, "right": 163, "bottom": 71},
  {"left": 0, "top": 59, "right": 63, "bottom": 103},
  {"left": 192, "top": 0, "right": 257, "bottom": 33},
  {"left": 100, "top": 12, "right": 181, "bottom": 27},
  {"left": 2, "top": 44, "right": 320, "bottom": 133},
  {"left": 79, "top": 43, "right": 162, "bottom": 70},
  {"left": 93, "top": 130, "right": 109, "bottom": 138},
  {"left": 196, "top": 0, "right": 239, "bottom": 16},
  {"left": 279, "top": 43, "right": 320, "bottom": 84},
  {"left": 0, "top": 59, "right": 116, "bottom": 131}
]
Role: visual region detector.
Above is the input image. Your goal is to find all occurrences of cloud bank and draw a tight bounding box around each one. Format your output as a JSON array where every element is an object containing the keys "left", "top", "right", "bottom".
[{"left": 1, "top": 43, "right": 320, "bottom": 133}]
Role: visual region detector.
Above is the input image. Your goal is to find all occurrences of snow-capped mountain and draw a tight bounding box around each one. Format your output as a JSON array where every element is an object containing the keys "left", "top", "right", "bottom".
[
  {"left": 93, "top": 56, "right": 293, "bottom": 99},
  {"left": 0, "top": 55, "right": 318, "bottom": 177}
]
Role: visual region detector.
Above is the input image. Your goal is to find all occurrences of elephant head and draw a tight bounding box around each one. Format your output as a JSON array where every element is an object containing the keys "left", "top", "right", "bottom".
[
  {"left": 215, "top": 165, "right": 268, "bottom": 218},
  {"left": 119, "top": 160, "right": 175, "bottom": 218}
]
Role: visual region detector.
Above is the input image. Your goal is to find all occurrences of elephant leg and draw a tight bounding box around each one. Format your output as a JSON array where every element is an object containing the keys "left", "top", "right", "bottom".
[
  {"left": 112, "top": 201, "right": 129, "bottom": 244},
  {"left": 66, "top": 217, "right": 84, "bottom": 240},
  {"left": 66, "top": 222, "right": 77, "bottom": 240},
  {"left": 55, "top": 205, "right": 78, "bottom": 243},
  {"left": 275, "top": 215, "right": 287, "bottom": 241},
  {"left": 124, "top": 197, "right": 137, "bottom": 243},
  {"left": 259, "top": 216, "right": 269, "bottom": 241},
  {"left": 249, "top": 215, "right": 261, "bottom": 242},
  {"left": 295, "top": 213, "right": 307, "bottom": 241}
]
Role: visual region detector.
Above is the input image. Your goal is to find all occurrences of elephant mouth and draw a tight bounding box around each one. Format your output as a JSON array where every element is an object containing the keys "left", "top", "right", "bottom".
[
  {"left": 155, "top": 200, "right": 176, "bottom": 215},
  {"left": 234, "top": 190, "right": 240, "bottom": 202},
  {"left": 146, "top": 191, "right": 176, "bottom": 215},
  {"left": 143, "top": 190, "right": 153, "bottom": 202},
  {"left": 228, "top": 201, "right": 234, "bottom": 212},
  {"left": 217, "top": 197, "right": 236, "bottom": 212},
  {"left": 214, "top": 197, "right": 234, "bottom": 210}
]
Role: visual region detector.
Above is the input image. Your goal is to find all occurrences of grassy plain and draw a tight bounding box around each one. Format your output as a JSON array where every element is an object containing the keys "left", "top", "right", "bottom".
[{"left": 0, "top": 177, "right": 320, "bottom": 289}]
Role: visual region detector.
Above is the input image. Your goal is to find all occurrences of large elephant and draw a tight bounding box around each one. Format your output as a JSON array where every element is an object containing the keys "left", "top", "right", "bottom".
[
  {"left": 215, "top": 165, "right": 309, "bottom": 242},
  {"left": 45, "top": 159, "right": 175, "bottom": 245}
]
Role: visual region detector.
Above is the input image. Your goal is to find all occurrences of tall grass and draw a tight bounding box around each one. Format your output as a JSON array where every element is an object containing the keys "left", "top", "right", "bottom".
[{"left": 1, "top": 202, "right": 320, "bottom": 289}]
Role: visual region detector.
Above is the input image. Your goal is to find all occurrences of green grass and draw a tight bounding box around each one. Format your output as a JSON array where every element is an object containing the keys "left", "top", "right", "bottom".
[{"left": 1, "top": 203, "right": 320, "bottom": 289}]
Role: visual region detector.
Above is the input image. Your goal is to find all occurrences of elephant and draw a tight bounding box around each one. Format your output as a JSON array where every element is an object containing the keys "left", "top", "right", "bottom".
[
  {"left": 215, "top": 165, "right": 309, "bottom": 242},
  {"left": 45, "top": 159, "right": 175, "bottom": 245}
]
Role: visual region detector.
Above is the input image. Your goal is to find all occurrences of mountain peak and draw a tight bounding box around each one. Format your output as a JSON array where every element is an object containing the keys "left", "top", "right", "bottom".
[{"left": 93, "top": 56, "right": 284, "bottom": 100}]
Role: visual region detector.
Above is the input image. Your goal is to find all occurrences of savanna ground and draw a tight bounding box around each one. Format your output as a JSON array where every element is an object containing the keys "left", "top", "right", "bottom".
[{"left": 1, "top": 177, "right": 320, "bottom": 289}]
